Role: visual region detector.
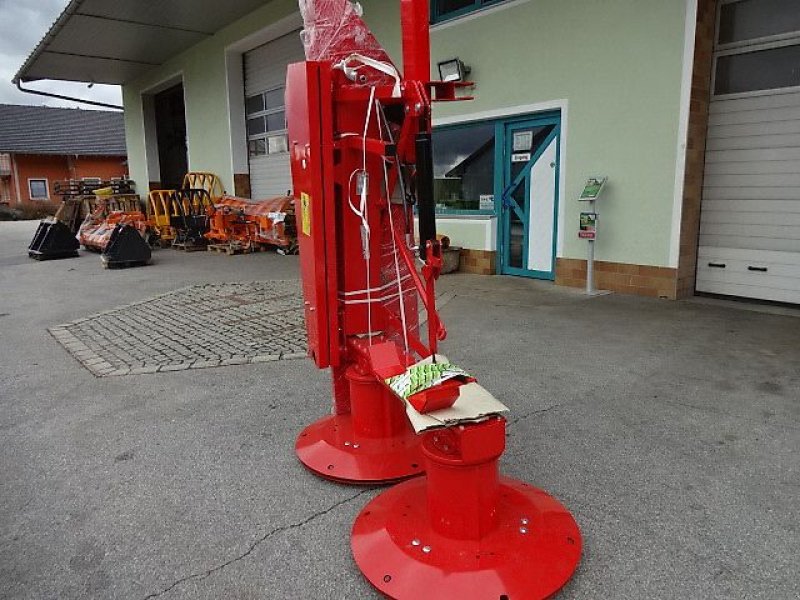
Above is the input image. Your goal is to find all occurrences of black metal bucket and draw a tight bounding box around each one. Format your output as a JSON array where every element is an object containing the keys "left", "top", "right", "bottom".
[
  {"left": 28, "top": 219, "right": 80, "bottom": 261},
  {"left": 101, "top": 224, "right": 152, "bottom": 269}
]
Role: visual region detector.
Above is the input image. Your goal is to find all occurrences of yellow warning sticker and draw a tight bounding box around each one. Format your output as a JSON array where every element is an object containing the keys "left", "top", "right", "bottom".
[{"left": 300, "top": 192, "right": 311, "bottom": 236}]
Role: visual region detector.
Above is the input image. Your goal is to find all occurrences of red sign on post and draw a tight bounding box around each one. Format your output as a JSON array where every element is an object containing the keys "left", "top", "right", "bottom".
[{"left": 579, "top": 212, "right": 597, "bottom": 240}]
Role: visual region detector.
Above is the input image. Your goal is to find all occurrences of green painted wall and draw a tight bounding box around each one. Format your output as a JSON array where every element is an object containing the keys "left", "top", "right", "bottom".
[
  {"left": 123, "top": 0, "right": 298, "bottom": 194},
  {"left": 124, "top": 0, "right": 688, "bottom": 268},
  {"left": 365, "top": 0, "right": 688, "bottom": 267}
]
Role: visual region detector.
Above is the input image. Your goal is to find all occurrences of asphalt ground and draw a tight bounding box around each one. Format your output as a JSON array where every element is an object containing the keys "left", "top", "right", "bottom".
[{"left": 1, "top": 219, "right": 798, "bottom": 599}]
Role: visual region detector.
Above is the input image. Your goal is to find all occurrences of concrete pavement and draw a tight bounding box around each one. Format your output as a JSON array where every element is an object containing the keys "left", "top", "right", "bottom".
[{"left": 1, "top": 219, "right": 798, "bottom": 599}]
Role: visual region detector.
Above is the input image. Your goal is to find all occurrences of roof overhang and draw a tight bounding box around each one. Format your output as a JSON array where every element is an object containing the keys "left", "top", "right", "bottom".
[{"left": 13, "top": 0, "right": 269, "bottom": 87}]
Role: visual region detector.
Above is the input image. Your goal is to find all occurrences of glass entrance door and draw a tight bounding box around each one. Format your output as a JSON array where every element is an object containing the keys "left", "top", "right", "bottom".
[{"left": 499, "top": 116, "right": 560, "bottom": 279}]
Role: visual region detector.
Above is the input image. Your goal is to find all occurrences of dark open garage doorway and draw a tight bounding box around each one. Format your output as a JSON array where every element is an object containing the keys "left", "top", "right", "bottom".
[{"left": 154, "top": 83, "right": 188, "bottom": 190}]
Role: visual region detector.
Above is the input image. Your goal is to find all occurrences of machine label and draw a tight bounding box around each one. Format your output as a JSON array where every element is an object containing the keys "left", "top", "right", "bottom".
[{"left": 300, "top": 192, "right": 312, "bottom": 236}]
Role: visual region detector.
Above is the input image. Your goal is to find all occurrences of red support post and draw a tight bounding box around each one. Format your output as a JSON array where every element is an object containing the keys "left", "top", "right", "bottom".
[{"left": 401, "top": 0, "right": 432, "bottom": 82}]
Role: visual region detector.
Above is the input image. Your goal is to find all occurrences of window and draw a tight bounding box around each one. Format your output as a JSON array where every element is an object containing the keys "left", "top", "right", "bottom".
[
  {"left": 431, "top": 0, "right": 506, "bottom": 24},
  {"left": 245, "top": 86, "right": 288, "bottom": 158},
  {"left": 714, "top": 0, "right": 800, "bottom": 96},
  {"left": 28, "top": 179, "right": 48, "bottom": 200},
  {"left": 719, "top": 0, "right": 800, "bottom": 45},
  {"left": 0, "top": 153, "right": 10, "bottom": 177},
  {"left": 433, "top": 121, "right": 496, "bottom": 213},
  {"left": 715, "top": 43, "right": 800, "bottom": 95}
]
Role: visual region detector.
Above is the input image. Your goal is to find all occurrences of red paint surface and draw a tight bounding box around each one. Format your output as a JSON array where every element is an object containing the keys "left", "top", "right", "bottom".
[{"left": 287, "top": 3, "right": 581, "bottom": 598}]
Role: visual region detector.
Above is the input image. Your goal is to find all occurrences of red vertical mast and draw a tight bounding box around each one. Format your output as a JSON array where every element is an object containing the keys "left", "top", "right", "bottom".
[{"left": 401, "top": 0, "right": 432, "bottom": 82}]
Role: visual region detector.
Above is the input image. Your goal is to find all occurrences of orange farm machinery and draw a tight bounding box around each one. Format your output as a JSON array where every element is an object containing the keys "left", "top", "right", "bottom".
[
  {"left": 205, "top": 195, "right": 297, "bottom": 253},
  {"left": 78, "top": 196, "right": 151, "bottom": 268},
  {"left": 146, "top": 172, "right": 225, "bottom": 249}
]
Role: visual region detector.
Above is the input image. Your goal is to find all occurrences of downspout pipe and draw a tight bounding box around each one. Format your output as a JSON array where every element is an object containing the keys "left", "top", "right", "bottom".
[
  {"left": 12, "top": 0, "right": 121, "bottom": 111},
  {"left": 14, "top": 80, "right": 123, "bottom": 111}
]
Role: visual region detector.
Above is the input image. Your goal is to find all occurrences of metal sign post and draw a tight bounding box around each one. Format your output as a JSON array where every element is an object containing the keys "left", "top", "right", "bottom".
[
  {"left": 585, "top": 204, "right": 597, "bottom": 294},
  {"left": 579, "top": 177, "right": 610, "bottom": 296}
]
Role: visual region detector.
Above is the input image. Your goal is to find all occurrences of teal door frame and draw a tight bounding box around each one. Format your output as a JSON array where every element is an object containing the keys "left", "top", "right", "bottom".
[{"left": 495, "top": 113, "right": 561, "bottom": 279}]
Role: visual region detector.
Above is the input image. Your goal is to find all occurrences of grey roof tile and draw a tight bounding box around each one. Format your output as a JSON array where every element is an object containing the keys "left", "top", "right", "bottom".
[{"left": 0, "top": 104, "right": 126, "bottom": 156}]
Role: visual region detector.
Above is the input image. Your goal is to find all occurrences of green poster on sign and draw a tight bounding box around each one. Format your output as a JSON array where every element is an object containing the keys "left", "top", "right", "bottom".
[{"left": 579, "top": 177, "right": 608, "bottom": 202}]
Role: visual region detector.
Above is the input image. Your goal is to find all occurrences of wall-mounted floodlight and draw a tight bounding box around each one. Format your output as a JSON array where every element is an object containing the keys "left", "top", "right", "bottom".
[{"left": 437, "top": 58, "right": 471, "bottom": 83}]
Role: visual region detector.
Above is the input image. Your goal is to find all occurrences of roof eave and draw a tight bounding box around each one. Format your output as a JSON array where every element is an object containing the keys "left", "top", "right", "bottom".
[
  {"left": 0, "top": 150, "right": 127, "bottom": 157},
  {"left": 12, "top": 0, "right": 85, "bottom": 85}
]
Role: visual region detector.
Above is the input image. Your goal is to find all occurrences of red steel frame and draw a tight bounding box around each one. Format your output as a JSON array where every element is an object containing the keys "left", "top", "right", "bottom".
[
  {"left": 287, "top": 0, "right": 454, "bottom": 483},
  {"left": 286, "top": 1, "right": 581, "bottom": 597}
]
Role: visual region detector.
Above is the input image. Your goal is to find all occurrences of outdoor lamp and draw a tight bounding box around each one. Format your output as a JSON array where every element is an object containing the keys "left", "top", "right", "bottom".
[{"left": 437, "top": 58, "right": 471, "bottom": 82}]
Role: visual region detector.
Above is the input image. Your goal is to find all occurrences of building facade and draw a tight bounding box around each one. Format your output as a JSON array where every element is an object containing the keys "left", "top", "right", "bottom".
[
  {"left": 0, "top": 105, "right": 128, "bottom": 204},
  {"left": 15, "top": 0, "right": 800, "bottom": 304},
  {"left": 0, "top": 153, "right": 127, "bottom": 204}
]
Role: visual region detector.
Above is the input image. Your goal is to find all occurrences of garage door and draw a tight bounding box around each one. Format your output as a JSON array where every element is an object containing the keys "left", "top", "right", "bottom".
[
  {"left": 696, "top": 0, "right": 800, "bottom": 304},
  {"left": 244, "top": 31, "right": 304, "bottom": 199}
]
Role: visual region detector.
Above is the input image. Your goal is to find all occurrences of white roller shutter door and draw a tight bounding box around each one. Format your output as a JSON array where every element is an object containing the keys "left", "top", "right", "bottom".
[
  {"left": 697, "top": 91, "right": 800, "bottom": 304},
  {"left": 244, "top": 31, "right": 304, "bottom": 199},
  {"left": 696, "top": 0, "right": 800, "bottom": 305}
]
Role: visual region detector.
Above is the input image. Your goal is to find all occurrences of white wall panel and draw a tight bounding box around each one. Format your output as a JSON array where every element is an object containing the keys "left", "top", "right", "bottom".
[
  {"left": 244, "top": 31, "right": 303, "bottom": 198},
  {"left": 698, "top": 91, "right": 800, "bottom": 302}
]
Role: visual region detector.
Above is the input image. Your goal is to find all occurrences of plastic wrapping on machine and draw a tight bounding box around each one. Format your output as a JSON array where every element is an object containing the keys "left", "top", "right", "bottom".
[
  {"left": 298, "top": 0, "right": 396, "bottom": 87},
  {"left": 205, "top": 196, "right": 296, "bottom": 250},
  {"left": 374, "top": 203, "right": 424, "bottom": 360},
  {"left": 78, "top": 198, "right": 149, "bottom": 252}
]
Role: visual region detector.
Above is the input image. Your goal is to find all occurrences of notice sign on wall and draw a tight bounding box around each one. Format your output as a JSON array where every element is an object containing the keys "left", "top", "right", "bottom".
[
  {"left": 479, "top": 194, "right": 495, "bottom": 211},
  {"left": 579, "top": 212, "right": 597, "bottom": 240},
  {"left": 513, "top": 130, "right": 533, "bottom": 152}
]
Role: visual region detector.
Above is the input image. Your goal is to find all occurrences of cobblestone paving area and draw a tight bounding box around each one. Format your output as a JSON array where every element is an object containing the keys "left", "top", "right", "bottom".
[{"left": 49, "top": 280, "right": 307, "bottom": 377}]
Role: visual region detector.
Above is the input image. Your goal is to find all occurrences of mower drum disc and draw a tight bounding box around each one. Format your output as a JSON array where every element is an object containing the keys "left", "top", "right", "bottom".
[
  {"left": 295, "top": 414, "right": 424, "bottom": 485},
  {"left": 351, "top": 476, "right": 582, "bottom": 599}
]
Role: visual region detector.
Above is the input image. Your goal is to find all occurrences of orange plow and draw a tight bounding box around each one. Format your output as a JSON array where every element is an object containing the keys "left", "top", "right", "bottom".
[
  {"left": 205, "top": 195, "right": 297, "bottom": 254},
  {"left": 78, "top": 196, "right": 152, "bottom": 268},
  {"left": 79, "top": 198, "right": 149, "bottom": 253}
]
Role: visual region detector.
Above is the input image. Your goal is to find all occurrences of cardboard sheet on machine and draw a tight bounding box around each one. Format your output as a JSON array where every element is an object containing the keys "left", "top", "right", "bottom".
[{"left": 401, "top": 356, "right": 509, "bottom": 433}]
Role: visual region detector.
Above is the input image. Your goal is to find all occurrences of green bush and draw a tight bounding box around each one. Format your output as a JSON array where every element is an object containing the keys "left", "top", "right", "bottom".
[
  {"left": 0, "top": 204, "right": 21, "bottom": 221},
  {"left": 15, "top": 201, "right": 60, "bottom": 221}
]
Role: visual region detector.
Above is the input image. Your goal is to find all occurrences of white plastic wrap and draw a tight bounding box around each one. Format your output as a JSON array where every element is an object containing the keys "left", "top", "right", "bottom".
[{"left": 298, "top": 0, "right": 394, "bottom": 68}]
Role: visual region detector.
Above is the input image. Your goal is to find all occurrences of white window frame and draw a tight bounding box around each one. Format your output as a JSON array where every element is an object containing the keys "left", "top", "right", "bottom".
[
  {"left": 245, "top": 85, "right": 288, "bottom": 158},
  {"left": 28, "top": 178, "right": 49, "bottom": 200},
  {"left": 712, "top": 0, "right": 800, "bottom": 100},
  {"left": 0, "top": 153, "right": 11, "bottom": 177},
  {"left": 430, "top": 0, "right": 531, "bottom": 30}
]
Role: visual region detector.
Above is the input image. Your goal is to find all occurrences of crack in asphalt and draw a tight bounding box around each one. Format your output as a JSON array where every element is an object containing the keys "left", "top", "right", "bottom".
[
  {"left": 142, "top": 488, "right": 372, "bottom": 599},
  {"left": 508, "top": 403, "right": 561, "bottom": 426}
]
